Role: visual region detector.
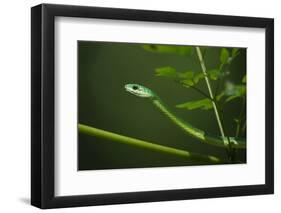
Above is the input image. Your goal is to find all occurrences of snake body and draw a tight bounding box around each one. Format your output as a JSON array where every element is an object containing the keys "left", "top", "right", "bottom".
[{"left": 125, "top": 83, "right": 246, "bottom": 149}]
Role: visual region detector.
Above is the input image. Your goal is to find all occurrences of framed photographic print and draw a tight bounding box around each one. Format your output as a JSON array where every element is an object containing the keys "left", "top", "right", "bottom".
[{"left": 31, "top": 3, "right": 274, "bottom": 209}]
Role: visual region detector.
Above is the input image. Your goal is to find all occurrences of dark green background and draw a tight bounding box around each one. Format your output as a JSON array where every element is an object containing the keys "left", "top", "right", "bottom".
[{"left": 78, "top": 41, "right": 246, "bottom": 170}]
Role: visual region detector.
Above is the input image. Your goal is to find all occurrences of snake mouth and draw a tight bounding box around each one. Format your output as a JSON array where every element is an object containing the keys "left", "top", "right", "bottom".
[
  {"left": 125, "top": 84, "right": 138, "bottom": 96},
  {"left": 125, "top": 84, "right": 135, "bottom": 94},
  {"left": 124, "top": 84, "right": 130, "bottom": 91},
  {"left": 124, "top": 84, "right": 132, "bottom": 92}
]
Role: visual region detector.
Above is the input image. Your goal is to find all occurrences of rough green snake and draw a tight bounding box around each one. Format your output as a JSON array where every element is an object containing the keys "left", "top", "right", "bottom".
[{"left": 125, "top": 83, "right": 246, "bottom": 149}]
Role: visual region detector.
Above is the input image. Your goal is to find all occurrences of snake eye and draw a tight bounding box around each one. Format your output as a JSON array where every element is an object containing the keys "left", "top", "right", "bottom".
[{"left": 132, "top": 85, "right": 138, "bottom": 90}]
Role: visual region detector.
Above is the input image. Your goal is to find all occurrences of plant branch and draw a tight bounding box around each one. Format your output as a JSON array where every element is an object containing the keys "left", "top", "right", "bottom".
[
  {"left": 188, "top": 85, "right": 212, "bottom": 100},
  {"left": 179, "top": 81, "right": 212, "bottom": 100},
  {"left": 195, "top": 47, "right": 229, "bottom": 147},
  {"left": 78, "top": 123, "right": 223, "bottom": 163},
  {"left": 235, "top": 97, "right": 246, "bottom": 137}
]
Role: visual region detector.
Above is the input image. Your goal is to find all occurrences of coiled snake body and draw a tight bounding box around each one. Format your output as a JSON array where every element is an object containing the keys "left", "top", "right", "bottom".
[{"left": 125, "top": 83, "right": 246, "bottom": 149}]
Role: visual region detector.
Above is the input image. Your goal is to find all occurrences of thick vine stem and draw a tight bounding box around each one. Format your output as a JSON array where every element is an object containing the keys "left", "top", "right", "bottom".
[
  {"left": 78, "top": 123, "right": 223, "bottom": 163},
  {"left": 195, "top": 47, "right": 229, "bottom": 146}
]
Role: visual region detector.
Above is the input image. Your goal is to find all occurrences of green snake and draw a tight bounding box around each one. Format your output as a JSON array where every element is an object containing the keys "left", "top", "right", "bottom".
[{"left": 125, "top": 84, "right": 246, "bottom": 149}]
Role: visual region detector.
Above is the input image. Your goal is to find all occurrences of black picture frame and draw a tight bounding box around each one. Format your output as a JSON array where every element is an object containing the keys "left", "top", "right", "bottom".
[{"left": 31, "top": 3, "right": 274, "bottom": 209}]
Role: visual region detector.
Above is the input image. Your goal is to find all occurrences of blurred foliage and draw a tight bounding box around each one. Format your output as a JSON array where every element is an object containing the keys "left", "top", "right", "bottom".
[
  {"left": 142, "top": 44, "right": 193, "bottom": 56},
  {"left": 176, "top": 98, "right": 213, "bottom": 110},
  {"left": 142, "top": 44, "right": 246, "bottom": 136}
]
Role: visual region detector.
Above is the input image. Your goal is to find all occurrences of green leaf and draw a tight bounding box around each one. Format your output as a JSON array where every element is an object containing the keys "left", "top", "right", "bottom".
[
  {"left": 181, "top": 79, "right": 194, "bottom": 87},
  {"left": 176, "top": 99, "right": 213, "bottom": 110},
  {"left": 154, "top": 66, "right": 205, "bottom": 87},
  {"left": 220, "top": 48, "right": 229, "bottom": 64},
  {"left": 216, "top": 91, "right": 225, "bottom": 101},
  {"left": 178, "top": 71, "right": 194, "bottom": 79},
  {"left": 225, "top": 95, "right": 240, "bottom": 102},
  {"left": 179, "top": 71, "right": 205, "bottom": 85},
  {"left": 225, "top": 82, "right": 244, "bottom": 95},
  {"left": 242, "top": 75, "right": 246, "bottom": 83},
  {"left": 234, "top": 118, "right": 239, "bottom": 123},
  {"left": 231, "top": 48, "right": 239, "bottom": 57},
  {"left": 155, "top": 66, "right": 177, "bottom": 78},
  {"left": 234, "top": 85, "right": 246, "bottom": 96},
  {"left": 193, "top": 73, "right": 205, "bottom": 84},
  {"left": 225, "top": 48, "right": 240, "bottom": 64},
  {"left": 224, "top": 82, "right": 246, "bottom": 103},
  {"left": 207, "top": 69, "right": 220, "bottom": 80},
  {"left": 142, "top": 44, "right": 193, "bottom": 55}
]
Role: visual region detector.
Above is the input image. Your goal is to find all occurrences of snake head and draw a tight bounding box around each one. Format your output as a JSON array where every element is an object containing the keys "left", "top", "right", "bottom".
[{"left": 125, "top": 84, "right": 155, "bottom": 98}]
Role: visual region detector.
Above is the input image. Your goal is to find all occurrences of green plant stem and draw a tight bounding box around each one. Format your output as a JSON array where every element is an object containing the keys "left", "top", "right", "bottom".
[
  {"left": 78, "top": 123, "right": 223, "bottom": 163},
  {"left": 195, "top": 47, "right": 229, "bottom": 146},
  {"left": 235, "top": 97, "right": 246, "bottom": 138},
  {"left": 235, "top": 123, "right": 241, "bottom": 138}
]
